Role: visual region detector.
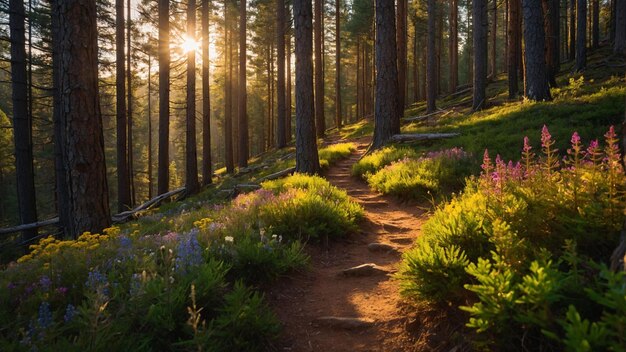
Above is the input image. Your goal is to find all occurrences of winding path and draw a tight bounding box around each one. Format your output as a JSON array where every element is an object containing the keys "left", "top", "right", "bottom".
[{"left": 268, "top": 141, "right": 428, "bottom": 351}]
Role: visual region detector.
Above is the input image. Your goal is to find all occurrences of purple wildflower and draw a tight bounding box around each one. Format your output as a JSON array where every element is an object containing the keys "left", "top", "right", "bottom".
[
  {"left": 63, "top": 304, "right": 76, "bottom": 323},
  {"left": 481, "top": 149, "right": 493, "bottom": 176},
  {"left": 175, "top": 231, "right": 204, "bottom": 274},
  {"left": 56, "top": 287, "right": 68, "bottom": 295},
  {"left": 571, "top": 131, "right": 581, "bottom": 145},
  {"left": 541, "top": 125, "right": 552, "bottom": 148},
  {"left": 38, "top": 302, "right": 52, "bottom": 329},
  {"left": 85, "top": 270, "right": 109, "bottom": 297},
  {"left": 39, "top": 276, "right": 52, "bottom": 291}
]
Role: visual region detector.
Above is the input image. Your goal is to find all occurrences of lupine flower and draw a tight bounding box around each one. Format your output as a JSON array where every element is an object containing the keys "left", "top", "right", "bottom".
[
  {"left": 39, "top": 276, "right": 52, "bottom": 291},
  {"left": 175, "top": 232, "right": 203, "bottom": 274},
  {"left": 38, "top": 302, "right": 52, "bottom": 329},
  {"left": 63, "top": 304, "right": 76, "bottom": 323},
  {"left": 119, "top": 236, "right": 132, "bottom": 249},
  {"left": 85, "top": 270, "right": 109, "bottom": 297},
  {"left": 129, "top": 273, "right": 142, "bottom": 296}
]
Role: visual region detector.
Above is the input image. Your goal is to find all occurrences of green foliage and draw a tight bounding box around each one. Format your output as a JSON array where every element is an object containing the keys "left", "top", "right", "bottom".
[
  {"left": 318, "top": 142, "right": 356, "bottom": 168},
  {"left": 260, "top": 174, "right": 364, "bottom": 241},
  {"left": 352, "top": 145, "right": 420, "bottom": 178},
  {"left": 398, "top": 128, "right": 626, "bottom": 350},
  {"left": 398, "top": 241, "right": 469, "bottom": 304}
]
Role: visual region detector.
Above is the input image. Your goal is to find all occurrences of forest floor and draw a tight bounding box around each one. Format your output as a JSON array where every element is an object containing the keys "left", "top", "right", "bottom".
[{"left": 267, "top": 137, "right": 431, "bottom": 352}]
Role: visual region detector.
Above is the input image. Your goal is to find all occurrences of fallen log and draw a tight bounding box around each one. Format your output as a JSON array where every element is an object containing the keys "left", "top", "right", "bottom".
[
  {"left": 112, "top": 187, "right": 186, "bottom": 222},
  {"left": 390, "top": 133, "right": 460, "bottom": 143},
  {"left": 257, "top": 167, "right": 296, "bottom": 183},
  {"left": 0, "top": 218, "right": 60, "bottom": 236},
  {"left": 1, "top": 187, "right": 187, "bottom": 235}
]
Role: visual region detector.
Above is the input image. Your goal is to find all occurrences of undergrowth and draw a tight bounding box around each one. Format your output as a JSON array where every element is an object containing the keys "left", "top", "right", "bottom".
[{"left": 398, "top": 127, "right": 626, "bottom": 350}]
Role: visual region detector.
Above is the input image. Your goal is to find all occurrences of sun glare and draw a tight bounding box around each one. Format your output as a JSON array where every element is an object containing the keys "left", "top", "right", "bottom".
[{"left": 181, "top": 35, "right": 200, "bottom": 53}]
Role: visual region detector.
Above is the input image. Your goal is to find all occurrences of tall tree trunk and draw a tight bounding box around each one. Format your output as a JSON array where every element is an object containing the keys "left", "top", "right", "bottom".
[
  {"left": 115, "top": 0, "right": 129, "bottom": 212},
  {"left": 286, "top": 14, "right": 293, "bottom": 142},
  {"left": 51, "top": 0, "right": 68, "bottom": 235},
  {"left": 474, "top": 0, "right": 488, "bottom": 110},
  {"left": 356, "top": 37, "right": 361, "bottom": 118},
  {"left": 147, "top": 55, "right": 153, "bottom": 198},
  {"left": 9, "top": 0, "right": 37, "bottom": 241},
  {"left": 127, "top": 0, "right": 135, "bottom": 205},
  {"left": 426, "top": 0, "right": 437, "bottom": 113},
  {"left": 490, "top": 0, "right": 497, "bottom": 78},
  {"left": 592, "top": 0, "right": 599, "bottom": 48},
  {"left": 615, "top": 0, "right": 626, "bottom": 55},
  {"left": 224, "top": 4, "right": 234, "bottom": 173},
  {"left": 543, "top": 0, "right": 559, "bottom": 87},
  {"left": 314, "top": 0, "right": 325, "bottom": 137},
  {"left": 575, "top": 0, "right": 587, "bottom": 70},
  {"left": 413, "top": 21, "right": 419, "bottom": 102},
  {"left": 201, "top": 0, "right": 212, "bottom": 184},
  {"left": 569, "top": 0, "right": 576, "bottom": 61},
  {"left": 523, "top": 0, "right": 552, "bottom": 100},
  {"left": 508, "top": 0, "right": 520, "bottom": 98},
  {"left": 238, "top": 0, "right": 249, "bottom": 168},
  {"left": 157, "top": 0, "right": 170, "bottom": 195},
  {"left": 397, "top": 0, "right": 407, "bottom": 114},
  {"left": 372, "top": 0, "right": 399, "bottom": 149},
  {"left": 185, "top": 0, "right": 199, "bottom": 194},
  {"left": 294, "top": 0, "right": 320, "bottom": 174},
  {"left": 277, "top": 0, "right": 287, "bottom": 148},
  {"left": 335, "top": 0, "right": 342, "bottom": 129},
  {"left": 54, "top": 0, "right": 111, "bottom": 238},
  {"left": 450, "top": 0, "right": 459, "bottom": 93}
]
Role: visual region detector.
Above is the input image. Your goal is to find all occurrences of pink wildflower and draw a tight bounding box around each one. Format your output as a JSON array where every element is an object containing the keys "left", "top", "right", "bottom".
[{"left": 541, "top": 125, "right": 552, "bottom": 148}]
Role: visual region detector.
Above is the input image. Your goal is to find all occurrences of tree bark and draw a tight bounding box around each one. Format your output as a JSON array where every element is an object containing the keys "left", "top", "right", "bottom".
[
  {"left": 397, "top": 0, "right": 407, "bottom": 114},
  {"left": 157, "top": 0, "right": 170, "bottom": 195},
  {"left": 473, "top": 0, "right": 488, "bottom": 110},
  {"left": 238, "top": 0, "right": 249, "bottom": 168},
  {"left": 508, "top": 0, "right": 520, "bottom": 98},
  {"left": 575, "top": 0, "right": 587, "bottom": 71},
  {"left": 224, "top": 3, "right": 234, "bottom": 173},
  {"left": 9, "top": 0, "right": 38, "bottom": 241},
  {"left": 54, "top": 0, "right": 111, "bottom": 238},
  {"left": 371, "top": 0, "right": 399, "bottom": 149},
  {"left": 523, "top": 0, "right": 552, "bottom": 101},
  {"left": 51, "top": 0, "right": 68, "bottom": 235},
  {"left": 314, "top": 0, "right": 325, "bottom": 137},
  {"left": 202, "top": 0, "right": 212, "bottom": 185},
  {"left": 185, "top": 0, "right": 199, "bottom": 193},
  {"left": 115, "top": 0, "right": 130, "bottom": 212},
  {"left": 413, "top": 20, "right": 420, "bottom": 101},
  {"left": 147, "top": 55, "right": 153, "bottom": 198},
  {"left": 127, "top": 0, "right": 135, "bottom": 205},
  {"left": 542, "top": 0, "right": 559, "bottom": 87},
  {"left": 277, "top": 0, "right": 287, "bottom": 148},
  {"left": 615, "top": 0, "right": 626, "bottom": 56},
  {"left": 490, "top": 0, "right": 497, "bottom": 78},
  {"left": 592, "top": 0, "right": 599, "bottom": 48},
  {"left": 335, "top": 0, "right": 342, "bottom": 129},
  {"left": 449, "top": 0, "right": 459, "bottom": 93},
  {"left": 569, "top": 0, "right": 576, "bottom": 61},
  {"left": 294, "top": 0, "right": 320, "bottom": 174},
  {"left": 426, "top": 0, "right": 437, "bottom": 113},
  {"left": 286, "top": 10, "right": 293, "bottom": 143}
]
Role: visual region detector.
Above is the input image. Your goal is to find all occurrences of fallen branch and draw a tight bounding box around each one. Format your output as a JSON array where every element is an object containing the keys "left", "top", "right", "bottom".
[
  {"left": 1, "top": 187, "right": 187, "bottom": 235},
  {"left": 112, "top": 187, "right": 186, "bottom": 223},
  {"left": 257, "top": 167, "right": 296, "bottom": 183},
  {"left": 610, "top": 220, "right": 626, "bottom": 272},
  {"left": 403, "top": 109, "right": 445, "bottom": 122},
  {"left": 0, "top": 218, "right": 60, "bottom": 236},
  {"left": 390, "top": 133, "right": 460, "bottom": 143}
]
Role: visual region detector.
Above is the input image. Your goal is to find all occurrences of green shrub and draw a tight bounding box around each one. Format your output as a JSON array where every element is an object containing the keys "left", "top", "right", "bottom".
[
  {"left": 318, "top": 142, "right": 356, "bottom": 168},
  {"left": 399, "top": 127, "right": 626, "bottom": 350},
  {"left": 352, "top": 146, "right": 421, "bottom": 178}
]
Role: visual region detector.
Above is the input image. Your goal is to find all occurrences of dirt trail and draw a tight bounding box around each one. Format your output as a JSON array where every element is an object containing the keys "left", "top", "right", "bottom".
[{"left": 268, "top": 141, "right": 428, "bottom": 352}]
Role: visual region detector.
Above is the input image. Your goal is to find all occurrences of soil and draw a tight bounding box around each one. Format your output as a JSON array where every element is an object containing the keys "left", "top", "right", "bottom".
[{"left": 267, "top": 140, "right": 432, "bottom": 352}]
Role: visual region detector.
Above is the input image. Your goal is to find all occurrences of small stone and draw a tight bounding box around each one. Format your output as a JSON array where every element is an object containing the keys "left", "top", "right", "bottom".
[
  {"left": 367, "top": 243, "right": 397, "bottom": 253},
  {"left": 341, "top": 263, "right": 388, "bottom": 277},
  {"left": 313, "top": 316, "right": 375, "bottom": 329}
]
